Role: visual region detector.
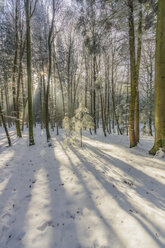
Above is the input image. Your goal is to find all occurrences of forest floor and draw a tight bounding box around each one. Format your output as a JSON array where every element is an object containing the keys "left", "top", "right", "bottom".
[{"left": 0, "top": 126, "right": 165, "bottom": 248}]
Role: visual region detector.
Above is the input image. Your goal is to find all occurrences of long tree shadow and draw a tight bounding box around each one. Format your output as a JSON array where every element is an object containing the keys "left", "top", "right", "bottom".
[
  {"left": 0, "top": 129, "right": 84, "bottom": 248},
  {"left": 0, "top": 131, "right": 17, "bottom": 148},
  {"left": 1, "top": 128, "right": 164, "bottom": 248},
  {"left": 38, "top": 137, "right": 81, "bottom": 248},
  {"left": 67, "top": 144, "right": 165, "bottom": 248},
  {"left": 57, "top": 140, "right": 128, "bottom": 248},
  {"left": 83, "top": 135, "right": 165, "bottom": 165},
  {"left": 0, "top": 139, "right": 36, "bottom": 248},
  {"left": 83, "top": 141, "right": 165, "bottom": 211}
]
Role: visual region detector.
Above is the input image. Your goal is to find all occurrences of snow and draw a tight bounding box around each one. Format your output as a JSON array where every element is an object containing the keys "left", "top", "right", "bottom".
[{"left": 0, "top": 126, "right": 165, "bottom": 248}]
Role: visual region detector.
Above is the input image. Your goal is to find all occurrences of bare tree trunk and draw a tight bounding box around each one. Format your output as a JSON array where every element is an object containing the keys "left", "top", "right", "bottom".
[
  {"left": 100, "top": 92, "right": 106, "bottom": 136},
  {"left": 45, "top": 0, "right": 55, "bottom": 143},
  {"left": 45, "top": 40, "right": 52, "bottom": 142},
  {"left": 148, "top": 52, "right": 153, "bottom": 136},
  {"left": 128, "top": 0, "right": 137, "bottom": 147},
  {"left": 21, "top": 72, "right": 27, "bottom": 131},
  {"left": 84, "top": 53, "right": 88, "bottom": 108},
  {"left": 0, "top": 104, "right": 11, "bottom": 146},
  {"left": 93, "top": 53, "right": 97, "bottom": 134},
  {"left": 67, "top": 38, "right": 72, "bottom": 117},
  {"left": 24, "top": 0, "right": 36, "bottom": 145},
  {"left": 149, "top": 0, "right": 165, "bottom": 154},
  {"left": 135, "top": 0, "right": 142, "bottom": 143},
  {"left": 111, "top": 53, "right": 122, "bottom": 135},
  {"left": 55, "top": 52, "right": 65, "bottom": 115},
  {"left": 15, "top": 39, "right": 25, "bottom": 137},
  {"left": 4, "top": 74, "right": 11, "bottom": 128},
  {"left": 12, "top": 0, "right": 21, "bottom": 137}
]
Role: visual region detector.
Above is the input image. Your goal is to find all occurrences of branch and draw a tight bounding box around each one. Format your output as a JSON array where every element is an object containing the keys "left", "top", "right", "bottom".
[{"left": 30, "top": 0, "right": 38, "bottom": 18}]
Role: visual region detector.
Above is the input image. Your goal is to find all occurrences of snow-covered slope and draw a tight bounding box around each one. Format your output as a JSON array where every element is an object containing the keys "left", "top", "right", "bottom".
[{"left": 0, "top": 127, "right": 165, "bottom": 248}]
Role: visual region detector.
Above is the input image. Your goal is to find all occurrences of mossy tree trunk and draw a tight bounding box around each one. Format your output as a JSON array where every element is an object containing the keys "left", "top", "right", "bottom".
[{"left": 149, "top": 0, "right": 165, "bottom": 154}]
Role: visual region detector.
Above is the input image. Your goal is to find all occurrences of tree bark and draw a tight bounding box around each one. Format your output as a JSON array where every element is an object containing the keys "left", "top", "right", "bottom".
[
  {"left": 25, "top": 0, "right": 35, "bottom": 145},
  {"left": 0, "top": 104, "right": 11, "bottom": 146},
  {"left": 135, "top": 0, "right": 142, "bottom": 143},
  {"left": 149, "top": 0, "right": 165, "bottom": 154},
  {"left": 45, "top": 0, "right": 55, "bottom": 142},
  {"left": 12, "top": 0, "right": 21, "bottom": 137},
  {"left": 128, "top": 0, "right": 137, "bottom": 147}
]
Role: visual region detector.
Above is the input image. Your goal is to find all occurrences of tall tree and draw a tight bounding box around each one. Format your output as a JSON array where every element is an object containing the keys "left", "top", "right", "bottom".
[
  {"left": 128, "top": 0, "right": 137, "bottom": 147},
  {"left": 135, "top": 0, "right": 142, "bottom": 143},
  {"left": 128, "top": 0, "right": 143, "bottom": 147},
  {"left": 150, "top": 0, "right": 165, "bottom": 154},
  {"left": 24, "top": 0, "right": 38, "bottom": 145}
]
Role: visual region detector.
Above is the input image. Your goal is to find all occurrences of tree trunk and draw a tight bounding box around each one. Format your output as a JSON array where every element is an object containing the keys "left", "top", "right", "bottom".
[
  {"left": 12, "top": 0, "right": 20, "bottom": 137},
  {"left": 55, "top": 53, "right": 65, "bottom": 115},
  {"left": 25, "top": 0, "right": 35, "bottom": 145},
  {"left": 148, "top": 55, "right": 153, "bottom": 136},
  {"left": 149, "top": 0, "right": 165, "bottom": 154},
  {"left": 100, "top": 92, "right": 106, "bottom": 137},
  {"left": 45, "top": 40, "right": 51, "bottom": 142},
  {"left": 45, "top": 0, "right": 55, "bottom": 142},
  {"left": 93, "top": 54, "right": 97, "bottom": 134},
  {"left": 4, "top": 74, "right": 11, "bottom": 128},
  {"left": 16, "top": 41, "right": 25, "bottom": 137},
  {"left": 21, "top": 74, "right": 27, "bottom": 131},
  {"left": 135, "top": 0, "right": 142, "bottom": 143},
  {"left": 111, "top": 52, "right": 122, "bottom": 135},
  {"left": 128, "top": 0, "right": 137, "bottom": 147},
  {"left": 0, "top": 104, "right": 11, "bottom": 146},
  {"left": 80, "top": 128, "right": 82, "bottom": 147}
]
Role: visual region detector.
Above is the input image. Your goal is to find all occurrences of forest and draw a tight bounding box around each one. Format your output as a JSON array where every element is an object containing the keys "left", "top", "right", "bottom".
[{"left": 0, "top": 0, "right": 165, "bottom": 248}]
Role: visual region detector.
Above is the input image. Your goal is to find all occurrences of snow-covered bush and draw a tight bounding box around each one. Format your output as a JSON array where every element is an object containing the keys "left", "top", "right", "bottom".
[
  {"left": 62, "top": 114, "right": 76, "bottom": 145},
  {"left": 62, "top": 103, "right": 94, "bottom": 147}
]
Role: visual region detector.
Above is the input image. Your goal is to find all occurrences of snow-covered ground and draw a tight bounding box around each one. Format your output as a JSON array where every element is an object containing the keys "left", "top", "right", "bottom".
[{"left": 0, "top": 126, "right": 165, "bottom": 248}]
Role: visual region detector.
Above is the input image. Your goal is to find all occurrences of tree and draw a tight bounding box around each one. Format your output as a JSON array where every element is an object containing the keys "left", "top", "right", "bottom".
[
  {"left": 0, "top": 103, "right": 11, "bottom": 146},
  {"left": 73, "top": 102, "right": 94, "bottom": 147},
  {"left": 77, "top": 0, "right": 102, "bottom": 134},
  {"left": 149, "top": 0, "right": 165, "bottom": 154},
  {"left": 24, "top": 0, "right": 38, "bottom": 145},
  {"left": 12, "top": 0, "right": 22, "bottom": 137},
  {"left": 128, "top": 0, "right": 143, "bottom": 147},
  {"left": 135, "top": 0, "right": 142, "bottom": 143},
  {"left": 63, "top": 102, "right": 94, "bottom": 147},
  {"left": 128, "top": 0, "right": 137, "bottom": 148}
]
